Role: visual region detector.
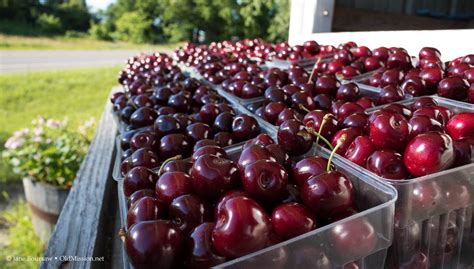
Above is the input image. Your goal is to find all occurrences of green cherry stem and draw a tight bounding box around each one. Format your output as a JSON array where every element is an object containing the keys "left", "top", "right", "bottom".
[
  {"left": 307, "top": 56, "right": 322, "bottom": 84},
  {"left": 305, "top": 127, "right": 334, "bottom": 151},
  {"left": 327, "top": 134, "right": 346, "bottom": 172},
  {"left": 315, "top": 113, "right": 334, "bottom": 145},
  {"left": 157, "top": 155, "right": 182, "bottom": 176}
]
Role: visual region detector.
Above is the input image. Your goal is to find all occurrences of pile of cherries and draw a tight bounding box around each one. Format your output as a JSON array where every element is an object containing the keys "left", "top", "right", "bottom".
[
  {"left": 123, "top": 133, "right": 376, "bottom": 269},
  {"left": 361, "top": 48, "right": 474, "bottom": 103},
  {"left": 277, "top": 96, "right": 473, "bottom": 180}
]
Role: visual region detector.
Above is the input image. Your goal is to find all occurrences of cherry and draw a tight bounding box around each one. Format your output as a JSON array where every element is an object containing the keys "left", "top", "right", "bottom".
[
  {"left": 356, "top": 97, "right": 375, "bottom": 109},
  {"left": 271, "top": 203, "right": 317, "bottom": 240},
  {"left": 242, "top": 160, "right": 289, "bottom": 202},
  {"left": 242, "top": 83, "right": 263, "bottom": 98},
  {"left": 169, "top": 194, "right": 213, "bottom": 235},
  {"left": 344, "top": 136, "right": 375, "bottom": 167},
  {"left": 130, "top": 132, "right": 159, "bottom": 151},
  {"left": 199, "top": 103, "right": 220, "bottom": 124},
  {"left": 114, "top": 95, "right": 128, "bottom": 111},
  {"left": 303, "top": 110, "right": 339, "bottom": 139},
  {"left": 331, "top": 128, "right": 362, "bottom": 155},
  {"left": 446, "top": 112, "right": 474, "bottom": 140},
  {"left": 409, "top": 116, "right": 443, "bottom": 139},
  {"left": 243, "top": 133, "right": 275, "bottom": 149},
  {"left": 154, "top": 115, "right": 181, "bottom": 138},
  {"left": 336, "top": 83, "right": 360, "bottom": 102},
  {"left": 110, "top": 92, "right": 124, "bottom": 103},
  {"left": 191, "top": 155, "right": 240, "bottom": 202},
  {"left": 215, "top": 190, "right": 247, "bottom": 218},
  {"left": 173, "top": 113, "right": 193, "bottom": 131},
  {"left": 186, "top": 122, "right": 212, "bottom": 143},
  {"left": 157, "top": 106, "right": 176, "bottom": 116},
  {"left": 329, "top": 218, "right": 376, "bottom": 260},
  {"left": 369, "top": 72, "right": 382, "bottom": 87},
  {"left": 130, "top": 107, "right": 158, "bottom": 129},
  {"left": 128, "top": 189, "right": 156, "bottom": 208},
  {"left": 282, "top": 84, "right": 300, "bottom": 96},
  {"left": 155, "top": 171, "right": 193, "bottom": 207},
  {"left": 277, "top": 119, "right": 313, "bottom": 156},
  {"left": 437, "top": 76, "right": 469, "bottom": 100},
  {"left": 378, "top": 84, "right": 404, "bottom": 104},
  {"left": 381, "top": 69, "right": 403, "bottom": 87},
  {"left": 276, "top": 108, "right": 303, "bottom": 126},
  {"left": 315, "top": 75, "right": 340, "bottom": 95},
  {"left": 161, "top": 160, "right": 193, "bottom": 174},
  {"left": 453, "top": 139, "right": 473, "bottom": 167},
  {"left": 401, "top": 77, "right": 427, "bottom": 96},
  {"left": 266, "top": 144, "right": 291, "bottom": 168},
  {"left": 193, "top": 139, "right": 218, "bottom": 152},
  {"left": 301, "top": 170, "right": 355, "bottom": 219},
  {"left": 124, "top": 166, "right": 158, "bottom": 197},
  {"left": 125, "top": 220, "right": 184, "bottom": 269},
  {"left": 304, "top": 40, "right": 320, "bottom": 54},
  {"left": 132, "top": 94, "right": 154, "bottom": 108},
  {"left": 337, "top": 102, "right": 364, "bottom": 121},
  {"left": 364, "top": 56, "right": 384, "bottom": 71},
  {"left": 366, "top": 150, "right": 407, "bottom": 179},
  {"left": 154, "top": 87, "right": 173, "bottom": 105},
  {"left": 411, "top": 181, "right": 442, "bottom": 216},
  {"left": 289, "top": 245, "right": 331, "bottom": 269},
  {"left": 387, "top": 52, "right": 412, "bottom": 70},
  {"left": 184, "top": 223, "right": 227, "bottom": 268},
  {"left": 448, "top": 63, "right": 470, "bottom": 77},
  {"left": 168, "top": 93, "right": 190, "bottom": 112},
  {"left": 213, "top": 112, "right": 234, "bottom": 132},
  {"left": 369, "top": 113, "right": 410, "bottom": 152},
  {"left": 238, "top": 144, "right": 275, "bottom": 168},
  {"left": 264, "top": 102, "right": 287, "bottom": 124},
  {"left": 373, "top": 47, "right": 389, "bottom": 61},
  {"left": 131, "top": 147, "right": 160, "bottom": 168},
  {"left": 120, "top": 106, "right": 136, "bottom": 124},
  {"left": 212, "top": 196, "right": 271, "bottom": 258},
  {"left": 127, "top": 196, "right": 164, "bottom": 228},
  {"left": 214, "top": 132, "right": 234, "bottom": 147},
  {"left": 464, "top": 68, "right": 474, "bottom": 84},
  {"left": 412, "top": 107, "right": 448, "bottom": 126},
  {"left": 419, "top": 67, "right": 444, "bottom": 91},
  {"left": 160, "top": 134, "right": 192, "bottom": 160},
  {"left": 404, "top": 132, "right": 454, "bottom": 177},
  {"left": 265, "top": 87, "right": 288, "bottom": 103},
  {"left": 342, "top": 112, "right": 369, "bottom": 132},
  {"left": 291, "top": 91, "right": 316, "bottom": 112},
  {"left": 469, "top": 84, "right": 474, "bottom": 103},
  {"left": 232, "top": 114, "right": 260, "bottom": 142},
  {"left": 419, "top": 47, "right": 441, "bottom": 59},
  {"left": 292, "top": 156, "right": 329, "bottom": 186},
  {"left": 313, "top": 94, "right": 333, "bottom": 111}
]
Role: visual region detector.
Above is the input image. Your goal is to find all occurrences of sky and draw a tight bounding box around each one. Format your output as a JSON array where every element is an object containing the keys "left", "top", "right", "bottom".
[{"left": 87, "top": 0, "right": 115, "bottom": 11}]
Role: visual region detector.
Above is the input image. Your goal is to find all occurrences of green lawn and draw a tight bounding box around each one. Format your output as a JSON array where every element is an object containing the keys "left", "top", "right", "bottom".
[
  {"left": 0, "top": 34, "right": 180, "bottom": 50},
  {"left": 0, "top": 66, "right": 121, "bottom": 182}
]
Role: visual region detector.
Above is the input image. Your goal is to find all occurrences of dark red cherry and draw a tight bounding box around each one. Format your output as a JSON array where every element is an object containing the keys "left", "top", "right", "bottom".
[
  {"left": 157, "top": 106, "right": 176, "bottom": 116},
  {"left": 214, "top": 132, "right": 234, "bottom": 147},
  {"left": 155, "top": 171, "right": 193, "bottom": 207},
  {"left": 301, "top": 171, "right": 355, "bottom": 219},
  {"left": 271, "top": 203, "right": 317, "bottom": 240},
  {"left": 242, "top": 160, "right": 289, "bottom": 202},
  {"left": 446, "top": 112, "right": 474, "bottom": 140},
  {"left": 169, "top": 194, "right": 213, "bottom": 234},
  {"left": 387, "top": 52, "right": 412, "bottom": 70},
  {"left": 381, "top": 69, "right": 404, "bottom": 87},
  {"left": 130, "top": 132, "right": 159, "bottom": 151},
  {"left": 366, "top": 150, "right": 407, "bottom": 179},
  {"left": 232, "top": 114, "right": 260, "bottom": 142},
  {"left": 303, "top": 110, "right": 339, "bottom": 139},
  {"left": 404, "top": 132, "right": 454, "bottom": 177},
  {"left": 411, "top": 97, "right": 438, "bottom": 111},
  {"left": 373, "top": 47, "right": 389, "bottom": 61},
  {"left": 130, "top": 107, "right": 158, "bottom": 129},
  {"left": 276, "top": 108, "right": 303, "bottom": 126},
  {"left": 199, "top": 103, "right": 221, "bottom": 124},
  {"left": 369, "top": 113, "right": 410, "bottom": 152},
  {"left": 291, "top": 91, "right": 316, "bottom": 112},
  {"left": 154, "top": 115, "right": 181, "bottom": 138},
  {"left": 160, "top": 134, "right": 192, "bottom": 160},
  {"left": 124, "top": 166, "right": 158, "bottom": 197},
  {"left": 282, "top": 84, "right": 300, "bottom": 96},
  {"left": 212, "top": 196, "right": 271, "bottom": 258},
  {"left": 356, "top": 97, "right": 375, "bottom": 109},
  {"left": 315, "top": 76, "right": 340, "bottom": 95},
  {"left": 131, "top": 147, "right": 160, "bottom": 168},
  {"left": 238, "top": 144, "right": 275, "bottom": 168},
  {"left": 336, "top": 83, "right": 360, "bottom": 102},
  {"left": 186, "top": 122, "right": 212, "bottom": 143},
  {"left": 264, "top": 102, "right": 288, "bottom": 124},
  {"left": 409, "top": 116, "right": 443, "bottom": 139},
  {"left": 213, "top": 112, "right": 234, "bottom": 132},
  {"left": 161, "top": 160, "right": 193, "bottom": 174},
  {"left": 331, "top": 128, "right": 362, "bottom": 155},
  {"left": 191, "top": 155, "right": 240, "bottom": 202},
  {"left": 192, "top": 145, "right": 227, "bottom": 161},
  {"left": 313, "top": 94, "right": 333, "bottom": 111},
  {"left": 193, "top": 139, "right": 218, "bottom": 152},
  {"left": 128, "top": 189, "right": 156, "bottom": 209},
  {"left": 292, "top": 156, "right": 329, "bottom": 186},
  {"left": 364, "top": 56, "right": 384, "bottom": 71},
  {"left": 453, "top": 139, "right": 473, "bottom": 167},
  {"left": 277, "top": 119, "right": 313, "bottom": 156},
  {"left": 127, "top": 196, "right": 164, "bottom": 228},
  {"left": 437, "top": 76, "right": 469, "bottom": 101},
  {"left": 337, "top": 102, "right": 364, "bottom": 121},
  {"left": 329, "top": 218, "right": 376, "bottom": 260},
  {"left": 378, "top": 84, "right": 404, "bottom": 104},
  {"left": 419, "top": 47, "right": 441, "bottom": 59},
  {"left": 168, "top": 93, "right": 190, "bottom": 112},
  {"left": 265, "top": 87, "right": 288, "bottom": 103},
  {"left": 344, "top": 136, "right": 375, "bottom": 167},
  {"left": 132, "top": 94, "right": 154, "bottom": 108},
  {"left": 420, "top": 67, "right": 444, "bottom": 91},
  {"left": 242, "top": 83, "right": 263, "bottom": 99},
  {"left": 184, "top": 223, "right": 227, "bottom": 269},
  {"left": 125, "top": 220, "right": 184, "bottom": 269},
  {"left": 401, "top": 77, "right": 428, "bottom": 96},
  {"left": 342, "top": 112, "right": 369, "bottom": 132}
]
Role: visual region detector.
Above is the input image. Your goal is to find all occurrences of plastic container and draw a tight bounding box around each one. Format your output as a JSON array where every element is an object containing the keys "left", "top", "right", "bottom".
[
  {"left": 324, "top": 96, "right": 474, "bottom": 269},
  {"left": 118, "top": 143, "right": 397, "bottom": 269},
  {"left": 265, "top": 53, "right": 335, "bottom": 71},
  {"left": 112, "top": 102, "right": 276, "bottom": 181}
]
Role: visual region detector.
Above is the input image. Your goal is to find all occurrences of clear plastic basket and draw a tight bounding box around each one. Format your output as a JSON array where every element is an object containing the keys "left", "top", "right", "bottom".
[
  {"left": 324, "top": 96, "right": 474, "bottom": 268},
  {"left": 118, "top": 143, "right": 397, "bottom": 269}
]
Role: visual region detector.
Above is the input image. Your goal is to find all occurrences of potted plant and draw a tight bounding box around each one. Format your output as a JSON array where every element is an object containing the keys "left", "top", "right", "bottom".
[{"left": 2, "top": 115, "right": 95, "bottom": 244}]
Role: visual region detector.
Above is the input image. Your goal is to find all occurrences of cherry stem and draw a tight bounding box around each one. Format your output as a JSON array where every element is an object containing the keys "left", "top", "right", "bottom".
[
  {"left": 157, "top": 155, "right": 182, "bottom": 176},
  {"left": 304, "top": 127, "right": 334, "bottom": 151},
  {"left": 307, "top": 56, "right": 322, "bottom": 84},
  {"left": 327, "top": 134, "right": 347, "bottom": 172},
  {"left": 315, "top": 113, "right": 333, "bottom": 145},
  {"left": 118, "top": 227, "right": 126, "bottom": 242},
  {"left": 298, "top": 104, "right": 311, "bottom": 113}
]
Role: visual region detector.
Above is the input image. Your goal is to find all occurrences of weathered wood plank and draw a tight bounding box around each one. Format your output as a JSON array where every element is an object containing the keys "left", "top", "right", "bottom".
[{"left": 40, "top": 96, "right": 117, "bottom": 269}]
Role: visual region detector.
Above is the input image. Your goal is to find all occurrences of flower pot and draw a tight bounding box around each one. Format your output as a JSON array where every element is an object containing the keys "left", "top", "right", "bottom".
[{"left": 22, "top": 178, "right": 70, "bottom": 244}]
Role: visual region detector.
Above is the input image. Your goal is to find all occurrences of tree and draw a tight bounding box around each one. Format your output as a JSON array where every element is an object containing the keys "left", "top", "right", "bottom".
[{"left": 113, "top": 11, "right": 153, "bottom": 43}]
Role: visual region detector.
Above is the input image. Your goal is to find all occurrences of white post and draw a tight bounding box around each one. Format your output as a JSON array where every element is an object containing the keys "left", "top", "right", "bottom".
[{"left": 289, "top": 0, "right": 335, "bottom": 45}]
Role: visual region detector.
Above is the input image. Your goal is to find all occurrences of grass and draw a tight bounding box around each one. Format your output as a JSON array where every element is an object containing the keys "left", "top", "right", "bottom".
[
  {"left": 0, "top": 34, "right": 181, "bottom": 50},
  {"left": 0, "top": 66, "right": 121, "bottom": 182},
  {"left": 0, "top": 200, "right": 43, "bottom": 269}
]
